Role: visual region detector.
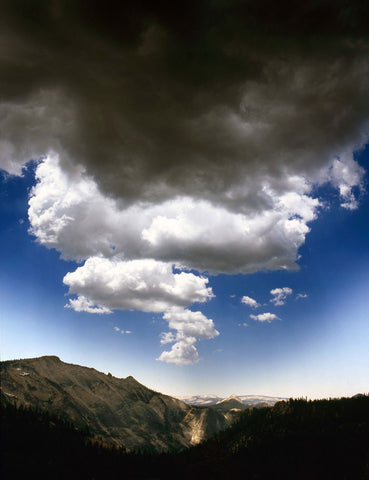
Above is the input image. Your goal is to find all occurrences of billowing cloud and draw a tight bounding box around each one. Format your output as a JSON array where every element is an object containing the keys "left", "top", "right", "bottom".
[
  {"left": 158, "top": 307, "right": 219, "bottom": 366},
  {"left": 63, "top": 255, "right": 216, "bottom": 365},
  {"left": 250, "top": 313, "right": 279, "bottom": 323},
  {"left": 270, "top": 287, "right": 293, "bottom": 306},
  {"left": 29, "top": 155, "right": 321, "bottom": 274},
  {"left": 241, "top": 296, "right": 260, "bottom": 308},
  {"left": 1, "top": 1, "right": 368, "bottom": 364},
  {"left": 63, "top": 257, "right": 213, "bottom": 313},
  {"left": 162, "top": 307, "right": 219, "bottom": 340},
  {"left": 157, "top": 336, "right": 200, "bottom": 366}
]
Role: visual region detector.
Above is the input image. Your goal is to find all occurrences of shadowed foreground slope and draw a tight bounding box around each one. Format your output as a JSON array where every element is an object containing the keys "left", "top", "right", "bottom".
[
  {"left": 1, "top": 395, "right": 369, "bottom": 479},
  {"left": 179, "top": 395, "right": 369, "bottom": 479}
]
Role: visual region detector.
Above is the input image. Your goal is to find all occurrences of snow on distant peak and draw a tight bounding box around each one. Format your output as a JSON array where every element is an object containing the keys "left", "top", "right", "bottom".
[
  {"left": 180, "top": 393, "right": 288, "bottom": 406},
  {"left": 179, "top": 395, "right": 223, "bottom": 406},
  {"left": 216, "top": 394, "right": 243, "bottom": 405}
]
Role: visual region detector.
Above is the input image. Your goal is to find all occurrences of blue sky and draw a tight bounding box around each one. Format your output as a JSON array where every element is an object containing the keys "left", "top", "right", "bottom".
[
  {"left": 1, "top": 1, "right": 369, "bottom": 400},
  {"left": 1, "top": 146, "right": 368, "bottom": 398}
]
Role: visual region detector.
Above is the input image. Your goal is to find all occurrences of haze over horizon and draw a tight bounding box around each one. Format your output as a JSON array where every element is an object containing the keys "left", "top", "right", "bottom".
[{"left": 1, "top": 1, "right": 369, "bottom": 400}]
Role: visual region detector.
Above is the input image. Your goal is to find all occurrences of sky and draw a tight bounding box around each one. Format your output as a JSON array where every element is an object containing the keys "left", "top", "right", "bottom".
[{"left": 1, "top": 0, "right": 369, "bottom": 399}]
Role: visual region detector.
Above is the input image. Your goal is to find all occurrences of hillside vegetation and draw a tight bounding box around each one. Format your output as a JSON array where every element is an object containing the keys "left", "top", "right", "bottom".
[
  {"left": 2, "top": 394, "right": 369, "bottom": 479},
  {"left": 177, "top": 395, "right": 369, "bottom": 479}
]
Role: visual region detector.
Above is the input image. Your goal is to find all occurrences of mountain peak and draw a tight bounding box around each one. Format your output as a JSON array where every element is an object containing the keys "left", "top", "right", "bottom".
[
  {"left": 42, "top": 355, "right": 61, "bottom": 362},
  {"left": 124, "top": 375, "right": 143, "bottom": 386},
  {"left": 228, "top": 394, "right": 241, "bottom": 400},
  {"left": 1, "top": 355, "right": 231, "bottom": 451},
  {"left": 216, "top": 394, "right": 243, "bottom": 405}
]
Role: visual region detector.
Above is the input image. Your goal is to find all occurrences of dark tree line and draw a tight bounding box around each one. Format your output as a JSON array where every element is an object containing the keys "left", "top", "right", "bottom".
[
  {"left": 2, "top": 395, "right": 369, "bottom": 479},
  {"left": 173, "top": 395, "right": 369, "bottom": 479}
]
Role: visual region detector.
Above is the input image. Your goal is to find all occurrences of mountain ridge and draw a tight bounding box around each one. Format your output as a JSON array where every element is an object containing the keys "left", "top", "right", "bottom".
[
  {"left": 0, "top": 355, "right": 234, "bottom": 452},
  {"left": 216, "top": 394, "right": 243, "bottom": 404}
]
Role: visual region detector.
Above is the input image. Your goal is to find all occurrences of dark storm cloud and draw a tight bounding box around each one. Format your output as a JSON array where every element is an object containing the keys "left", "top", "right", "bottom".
[{"left": 1, "top": 0, "right": 368, "bottom": 207}]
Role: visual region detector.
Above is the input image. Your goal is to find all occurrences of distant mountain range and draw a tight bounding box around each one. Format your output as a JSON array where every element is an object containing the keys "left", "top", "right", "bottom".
[
  {"left": 0, "top": 356, "right": 243, "bottom": 452},
  {"left": 180, "top": 393, "right": 288, "bottom": 407}
]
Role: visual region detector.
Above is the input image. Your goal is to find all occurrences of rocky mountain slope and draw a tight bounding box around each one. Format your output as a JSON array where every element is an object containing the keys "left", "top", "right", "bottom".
[{"left": 0, "top": 356, "right": 231, "bottom": 452}]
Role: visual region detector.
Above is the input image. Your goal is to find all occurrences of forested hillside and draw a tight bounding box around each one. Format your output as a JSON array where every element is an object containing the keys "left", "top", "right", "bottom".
[
  {"left": 2, "top": 394, "right": 369, "bottom": 479},
  {"left": 176, "top": 395, "right": 369, "bottom": 479}
]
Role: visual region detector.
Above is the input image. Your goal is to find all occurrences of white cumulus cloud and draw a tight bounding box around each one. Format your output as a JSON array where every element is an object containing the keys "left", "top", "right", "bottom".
[
  {"left": 157, "top": 336, "right": 199, "bottom": 366},
  {"left": 250, "top": 313, "right": 280, "bottom": 323},
  {"left": 157, "top": 307, "right": 219, "bottom": 366},
  {"left": 63, "top": 255, "right": 216, "bottom": 366},
  {"left": 162, "top": 307, "right": 219, "bottom": 340},
  {"left": 28, "top": 155, "right": 323, "bottom": 274},
  {"left": 270, "top": 287, "right": 293, "bottom": 306},
  {"left": 241, "top": 296, "right": 260, "bottom": 308},
  {"left": 63, "top": 256, "right": 213, "bottom": 313}
]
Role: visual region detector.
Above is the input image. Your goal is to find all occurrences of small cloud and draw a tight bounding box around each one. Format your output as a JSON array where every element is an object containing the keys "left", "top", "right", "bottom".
[
  {"left": 66, "top": 296, "right": 112, "bottom": 314},
  {"left": 214, "top": 349, "right": 223, "bottom": 353},
  {"left": 250, "top": 313, "right": 279, "bottom": 323},
  {"left": 19, "top": 218, "right": 24, "bottom": 224},
  {"left": 296, "top": 293, "right": 308, "bottom": 300},
  {"left": 270, "top": 287, "right": 292, "bottom": 306},
  {"left": 160, "top": 332, "right": 177, "bottom": 344},
  {"left": 241, "top": 295, "right": 260, "bottom": 308},
  {"left": 242, "top": 322, "right": 249, "bottom": 327},
  {"left": 329, "top": 157, "right": 365, "bottom": 210},
  {"left": 341, "top": 195, "right": 359, "bottom": 210},
  {"left": 113, "top": 326, "right": 132, "bottom": 334}
]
